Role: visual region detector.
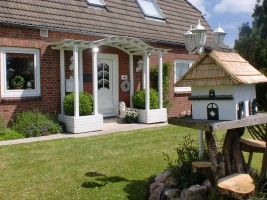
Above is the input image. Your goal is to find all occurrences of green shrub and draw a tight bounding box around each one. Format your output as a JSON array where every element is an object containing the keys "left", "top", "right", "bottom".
[
  {"left": 13, "top": 110, "right": 62, "bottom": 138},
  {"left": 132, "top": 89, "right": 159, "bottom": 109},
  {"left": 0, "top": 114, "right": 7, "bottom": 134},
  {"left": 164, "top": 134, "right": 210, "bottom": 189},
  {"left": 64, "top": 92, "right": 93, "bottom": 116}
]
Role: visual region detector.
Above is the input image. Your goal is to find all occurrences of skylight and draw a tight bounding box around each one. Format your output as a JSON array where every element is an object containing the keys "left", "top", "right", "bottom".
[
  {"left": 136, "top": 0, "right": 165, "bottom": 20},
  {"left": 86, "top": 0, "right": 105, "bottom": 7}
]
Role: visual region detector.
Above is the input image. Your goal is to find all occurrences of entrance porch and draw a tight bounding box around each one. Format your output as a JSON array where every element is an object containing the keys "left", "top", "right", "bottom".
[{"left": 51, "top": 36, "right": 169, "bottom": 133}]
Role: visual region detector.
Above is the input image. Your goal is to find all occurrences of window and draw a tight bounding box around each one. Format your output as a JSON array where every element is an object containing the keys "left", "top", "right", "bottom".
[
  {"left": 86, "top": 0, "right": 105, "bottom": 7},
  {"left": 136, "top": 0, "right": 165, "bottom": 20},
  {"left": 1, "top": 47, "right": 40, "bottom": 98},
  {"left": 174, "top": 59, "right": 194, "bottom": 92}
]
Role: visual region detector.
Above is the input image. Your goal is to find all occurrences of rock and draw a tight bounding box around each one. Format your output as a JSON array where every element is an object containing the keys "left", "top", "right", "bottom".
[
  {"left": 165, "top": 177, "right": 178, "bottom": 188},
  {"left": 149, "top": 183, "right": 165, "bottom": 200},
  {"left": 161, "top": 187, "right": 181, "bottom": 200},
  {"left": 155, "top": 169, "right": 172, "bottom": 183},
  {"left": 180, "top": 184, "right": 207, "bottom": 200}
]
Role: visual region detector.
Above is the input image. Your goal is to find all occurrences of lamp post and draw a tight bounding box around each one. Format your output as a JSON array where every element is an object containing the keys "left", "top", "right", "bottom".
[{"left": 184, "top": 20, "right": 226, "bottom": 54}]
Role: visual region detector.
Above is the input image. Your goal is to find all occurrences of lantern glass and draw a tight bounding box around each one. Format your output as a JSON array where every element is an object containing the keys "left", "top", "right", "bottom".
[
  {"left": 184, "top": 26, "right": 196, "bottom": 52},
  {"left": 192, "top": 20, "right": 206, "bottom": 49},
  {"left": 213, "top": 24, "right": 226, "bottom": 48}
]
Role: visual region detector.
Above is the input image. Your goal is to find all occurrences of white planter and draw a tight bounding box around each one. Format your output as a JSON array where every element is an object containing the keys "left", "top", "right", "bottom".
[
  {"left": 137, "top": 108, "right": 167, "bottom": 124},
  {"left": 58, "top": 114, "right": 103, "bottom": 133}
]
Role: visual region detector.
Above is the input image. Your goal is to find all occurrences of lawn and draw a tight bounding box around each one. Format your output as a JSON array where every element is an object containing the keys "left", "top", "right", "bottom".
[{"left": 0, "top": 125, "right": 262, "bottom": 200}]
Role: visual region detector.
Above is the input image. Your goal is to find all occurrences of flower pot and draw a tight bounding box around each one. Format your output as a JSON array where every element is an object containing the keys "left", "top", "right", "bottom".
[{"left": 125, "top": 116, "right": 138, "bottom": 123}]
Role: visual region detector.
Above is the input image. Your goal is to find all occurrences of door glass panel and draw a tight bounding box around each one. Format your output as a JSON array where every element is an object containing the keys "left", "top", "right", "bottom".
[{"left": 97, "top": 63, "right": 110, "bottom": 89}]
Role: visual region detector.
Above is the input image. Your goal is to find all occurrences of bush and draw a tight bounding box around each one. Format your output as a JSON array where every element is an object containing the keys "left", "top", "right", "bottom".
[
  {"left": 13, "top": 110, "right": 62, "bottom": 138},
  {"left": 132, "top": 89, "right": 159, "bottom": 109},
  {"left": 64, "top": 92, "right": 93, "bottom": 116},
  {"left": 0, "top": 114, "right": 7, "bottom": 134},
  {"left": 164, "top": 134, "right": 210, "bottom": 189}
]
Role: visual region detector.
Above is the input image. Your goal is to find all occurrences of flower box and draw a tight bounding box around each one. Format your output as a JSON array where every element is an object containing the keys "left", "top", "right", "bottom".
[
  {"left": 137, "top": 108, "right": 167, "bottom": 124},
  {"left": 58, "top": 114, "right": 103, "bottom": 133}
]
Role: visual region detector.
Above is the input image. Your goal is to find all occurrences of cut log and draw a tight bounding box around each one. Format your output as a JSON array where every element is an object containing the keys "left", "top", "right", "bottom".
[
  {"left": 192, "top": 162, "right": 212, "bottom": 174},
  {"left": 217, "top": 173, "right": 255, "bottom": 199}
]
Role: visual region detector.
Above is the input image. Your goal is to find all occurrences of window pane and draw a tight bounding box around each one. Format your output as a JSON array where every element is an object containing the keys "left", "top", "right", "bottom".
[
  {"left": 87, "top": 0, "right": 104, "bottom": 5},
  {"left": 175, "top": 63, "right": 189, "bottom": 82},
  {"left": 6, "top": 53, "right": 35, "bottom": 90},
  {"left": 137, "top": 0, "right": 164, "bottom": 19}
]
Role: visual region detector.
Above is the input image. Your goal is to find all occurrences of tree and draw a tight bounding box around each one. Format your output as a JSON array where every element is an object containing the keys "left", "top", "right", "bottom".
[{"left": 234, "top": 0, "right": 267, "bottom": 111}]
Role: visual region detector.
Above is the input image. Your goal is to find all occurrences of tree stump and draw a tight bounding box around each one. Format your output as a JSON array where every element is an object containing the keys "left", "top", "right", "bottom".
[
  {"left": 217, "top": 173, "right": 255, "bottom": 199},
  {"left": 223, "top": 128, "right": 246, "bottom": 175},
  {"left": 192, "top": 162, "right": 212, "bottom": 175}
]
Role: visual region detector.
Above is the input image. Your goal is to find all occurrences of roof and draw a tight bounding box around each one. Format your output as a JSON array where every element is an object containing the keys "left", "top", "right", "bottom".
[
  {"left": 51, "top": 36, "right": 170, "bottom": 55},
  {"left": 175, "top": 50, "right": 267, "bottom": 87},
  {"left": 0, "top": 0, "right": 213, "bottom": 46}
]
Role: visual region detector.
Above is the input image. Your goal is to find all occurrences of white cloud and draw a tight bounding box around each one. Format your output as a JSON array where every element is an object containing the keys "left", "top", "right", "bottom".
[
  {"left": 214, "top": 0, "right": 258, "bottom": 14},
  {"left": 187, "top": 0, "right": 210, "bottom": 18}
]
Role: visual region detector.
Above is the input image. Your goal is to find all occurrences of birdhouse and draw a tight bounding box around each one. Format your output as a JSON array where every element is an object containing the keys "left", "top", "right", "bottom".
[{"left": 175, "top": 50, "right": 267, "bottom": 120}]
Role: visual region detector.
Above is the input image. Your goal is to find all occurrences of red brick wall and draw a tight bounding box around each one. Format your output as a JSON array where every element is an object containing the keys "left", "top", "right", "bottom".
[{"left": 0, "top": 25, "right": 197, "bottom": 122}]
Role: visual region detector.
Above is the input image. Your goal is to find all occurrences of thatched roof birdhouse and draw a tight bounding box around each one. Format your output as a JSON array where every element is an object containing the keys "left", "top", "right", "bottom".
[{"left": 175, "top": 50, "right": 267, "bottom": 120}]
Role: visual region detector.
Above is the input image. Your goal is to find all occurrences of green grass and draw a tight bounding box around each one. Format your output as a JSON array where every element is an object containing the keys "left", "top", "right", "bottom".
[{"left": 0, "top": 125, "right": 263, "bottom": 199}]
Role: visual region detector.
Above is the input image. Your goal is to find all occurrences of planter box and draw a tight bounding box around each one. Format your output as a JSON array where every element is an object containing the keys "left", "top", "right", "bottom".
[
  {"left": 58, "top": 114, "right": 103, "bottom": 133},
  {"left": 137, "top": 108, "right": 167, "bottom": 124}
]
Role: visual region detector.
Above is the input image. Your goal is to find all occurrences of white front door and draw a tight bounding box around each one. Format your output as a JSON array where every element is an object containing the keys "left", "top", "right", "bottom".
[{"left": 97, "top": 54, "right": 118, "bottom": 117}]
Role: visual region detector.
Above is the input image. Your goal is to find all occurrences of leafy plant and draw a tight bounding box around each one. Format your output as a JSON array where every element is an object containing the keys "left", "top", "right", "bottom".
[
  {"left": 11, "top": 75, "right": 25, "bottom": 88},
  {"left": 150, "top": 61, "right": 172, "bottom": 110},
  {"left": 132, "top": 88, "right": 159, "bottom": 109},
  {"left": 12, "top": 110, "right": 62, "bottom": 137},
  {"left": 164, "top": 134, "right": 210, "bottom": 189},
  {"left": 64, "top": 92, "right": 93, "bottom": 116},
  {"left": 0, "top": 114, "right": 7, "bottom": 134}
]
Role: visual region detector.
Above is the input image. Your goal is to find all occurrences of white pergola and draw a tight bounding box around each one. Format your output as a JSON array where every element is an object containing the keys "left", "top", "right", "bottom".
[{"left": 51, "top": 36, "right": 169, "bottom": 132}]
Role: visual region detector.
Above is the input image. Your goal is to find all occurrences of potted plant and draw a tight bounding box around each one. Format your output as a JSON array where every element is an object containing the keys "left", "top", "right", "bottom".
[
  {"left": 125, "top": 108, "right": 138, "bottom": 123},
  {"left": 11, "top": 75, "right": 25, "bottom": 89}
]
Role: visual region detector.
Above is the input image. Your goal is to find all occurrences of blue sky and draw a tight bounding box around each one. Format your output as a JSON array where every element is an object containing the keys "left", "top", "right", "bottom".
[{"left": 187, "top": 0, "right": 259, "bottom": 48}]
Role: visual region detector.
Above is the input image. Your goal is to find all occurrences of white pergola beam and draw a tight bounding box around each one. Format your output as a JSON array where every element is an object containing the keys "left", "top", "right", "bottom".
[
  {"left": 92, "top": 47, "right": 99, "bottom": 115},
  {"left": 145, "top": 52, "right": 150, "bottom": 110},
  {"left": 129, "top": 54, "right": 134, "bottom": 108},
  {"left": 60, "top": 49, "right": 65, "bottom": 114},
  {"left": 158, "top": 51, "right": 163, "bottom": 109}
]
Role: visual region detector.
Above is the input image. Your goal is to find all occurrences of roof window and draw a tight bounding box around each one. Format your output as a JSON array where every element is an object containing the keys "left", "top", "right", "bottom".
[
  {"left": 86, "top": 0, "right": 105, "bottom": 7},
  {"left": 136, "top": 0, "right": 165, "bottom": 20}
]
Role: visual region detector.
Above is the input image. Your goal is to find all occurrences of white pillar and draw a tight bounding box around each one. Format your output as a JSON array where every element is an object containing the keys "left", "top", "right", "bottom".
[
  {"left": 73, "top": 44, "right": 79, "bottom": 117},
  {"left": 199, "top": 130, "right": 204, "bottom": 158},
  {"left": 145, "top": 52, "right": 150, "bottom": 110},
  {"left": 129, "top": 54, "right": 134, "bottom": 108},
  {"left": 92, "top": 47, "right": 99, "bottom": 115},
  {"left": 142, "top": 55, "right": 146, "bottom": 89},
  {"left": 60, "top": 49, "right": 65, "bottom": 114},
  {"left": 79, "top": 49, "right": 83, "bottom": 92},
  {"left": 158, "top": 51, "right": 163, "bottom": 109}
]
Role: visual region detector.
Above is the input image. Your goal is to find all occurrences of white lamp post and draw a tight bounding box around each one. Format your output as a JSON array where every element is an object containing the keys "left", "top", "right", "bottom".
[{"left": 184, "top": 20, "right": 226, "bottom": 54}]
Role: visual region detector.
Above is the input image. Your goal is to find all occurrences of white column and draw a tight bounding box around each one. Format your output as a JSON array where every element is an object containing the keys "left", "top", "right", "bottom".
[
  {"left": 199, "top": 130, "right": 204, "bottom": 158},
  {"left": 60, "top": 49, "right": 65, "bottom": 114},
  {"left": 145, "top": 52, "right": 150, "bottom": 110},
  {"left": 73, "top": 45, "right": 79, "bottom": 117},
  {"left": 79, "top": 49, "right": 83, "bottom": 92},
  {"left": 129, "top": 54, "right": 134, "bottom": 108},
  {"left": 142, "top": 55, "right": 146, "bottom": 89},
  {"left": 92, "top": 47, "right": 99, "bottom": 115},
  {"left": 158, "top": 51, "right": 163, "bottom": 109}
]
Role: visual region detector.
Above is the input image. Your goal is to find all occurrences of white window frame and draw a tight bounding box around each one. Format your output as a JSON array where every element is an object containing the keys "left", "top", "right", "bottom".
[
  {"left": 136, "top": 0, "right": 165, "bottom": 20},
  {"left": 174, "top": 59, "right": 194, "bottom": 93},
  {"left": 86, "top": 0, "right": 105, "bottom": 7},
  {"left": 1, "top": 47, "right": 41, "bottom": 98}
]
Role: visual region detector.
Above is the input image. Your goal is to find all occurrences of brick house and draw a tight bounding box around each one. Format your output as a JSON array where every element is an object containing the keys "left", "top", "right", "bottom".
[{"left": 0, "top": 0, "right": 215, "bottom": 132}]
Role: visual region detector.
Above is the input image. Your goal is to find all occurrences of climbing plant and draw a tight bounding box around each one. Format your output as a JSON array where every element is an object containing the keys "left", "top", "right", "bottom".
[{"left": 150, "top": 61, "right": 172, "bottom": 110}]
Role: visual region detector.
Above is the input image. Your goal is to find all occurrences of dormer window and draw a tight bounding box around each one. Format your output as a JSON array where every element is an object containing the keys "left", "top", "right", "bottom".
[
  {"left": 136, "top": 0, "right": 165, "bottom": 20},
  {"left": 86, "top": 0, "right": 105, "bottom": 7}
]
